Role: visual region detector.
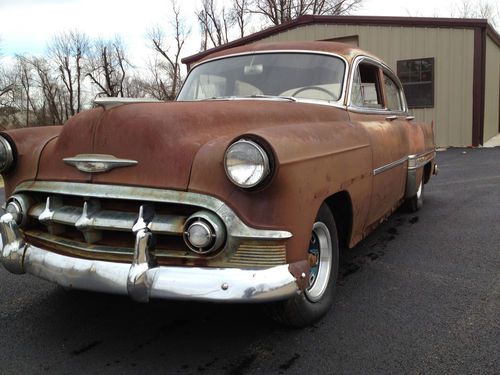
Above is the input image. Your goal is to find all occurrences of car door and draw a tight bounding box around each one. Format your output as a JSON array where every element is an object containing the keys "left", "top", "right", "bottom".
[{"left": 348, "top": 57, "right": 409, "bottom": 229}]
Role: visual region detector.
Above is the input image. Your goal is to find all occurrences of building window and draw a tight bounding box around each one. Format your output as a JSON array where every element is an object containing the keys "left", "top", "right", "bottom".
[{"left": 397, "top": 58, "right": 434, "bottom": 108}]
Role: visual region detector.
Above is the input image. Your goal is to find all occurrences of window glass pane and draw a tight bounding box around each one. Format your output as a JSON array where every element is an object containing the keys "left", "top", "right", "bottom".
[
  {"left": 351, "top": 69, "right": 363, "bottom": 106},
  {"left": 396, "top": 57, "right": 434, "bottom": 108},
  {"left": 178, "top": 53, "right": 345, "bottom": 102},
  {"left": 351, "top": 63, "right": 382, "bottom": 108},
  {"left": 384, "top": 74, "right": 402, "bottom": 111}
]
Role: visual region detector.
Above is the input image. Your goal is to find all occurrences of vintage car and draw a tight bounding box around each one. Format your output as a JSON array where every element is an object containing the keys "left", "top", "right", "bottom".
[{"left": 0, "top": 42, "right": 436, "bottom": 326}]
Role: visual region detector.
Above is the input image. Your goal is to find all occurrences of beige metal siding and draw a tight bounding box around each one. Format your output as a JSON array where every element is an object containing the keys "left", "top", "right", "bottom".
[
  {"left": 256, "top": 24, "right": 476, "bottom": 146},
  {"left": 483, "top": 36, "right": 500, "bottom": 142}
]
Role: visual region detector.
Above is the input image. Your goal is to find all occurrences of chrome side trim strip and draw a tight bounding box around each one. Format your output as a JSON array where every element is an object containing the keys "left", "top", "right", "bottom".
[
  {"left": 373, "top": 156, "right": 408, "bottom": 176},
  {"left": 14, "top": 181, "right": 292, "bottom": 241},
  {"left": 63, "top": 154, "right": 138, "bottom": 173}
]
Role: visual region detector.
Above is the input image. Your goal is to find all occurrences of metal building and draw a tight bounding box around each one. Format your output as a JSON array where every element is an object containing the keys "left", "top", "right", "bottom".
[{"left": 183, "top": 16, "right": 500, "bottom": 147}]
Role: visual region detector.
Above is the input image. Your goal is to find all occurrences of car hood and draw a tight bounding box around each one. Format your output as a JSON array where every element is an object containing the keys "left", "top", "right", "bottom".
[{"left": 36, "top": 100, "right": 348, "bottom": 190}]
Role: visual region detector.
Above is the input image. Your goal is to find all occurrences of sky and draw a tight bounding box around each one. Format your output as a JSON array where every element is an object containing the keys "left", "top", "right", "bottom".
[{"left": 0, "top": 0, "right": 495, "bottom": 68}]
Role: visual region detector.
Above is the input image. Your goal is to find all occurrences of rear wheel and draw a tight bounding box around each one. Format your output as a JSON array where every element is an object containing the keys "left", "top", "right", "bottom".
[
  {"left": 270, "top": 203, "right": 339, "bottom": 327},
  {"left": 405, "top": 179, "right": 424, "bottom": 212}
]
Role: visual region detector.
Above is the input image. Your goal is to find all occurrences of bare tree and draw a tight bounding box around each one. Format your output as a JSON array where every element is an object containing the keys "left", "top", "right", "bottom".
[
  {"left": 0, "top": 67, "right": 15, "bottom": 108},
  {"left": 29, "top": 57, "right": 65, "bottom": 125},
  {"left": 453, "top": 0, "right": 499, "bottom": 26},
  {"left": 13, "top": 56, "right": 37, "bottom": 127},
  {"left": 230, "top": 0, "right": 251, "bottom": 38},
  {"left": 196, "top": 0, "right": 232, "bottom": 49},
  {"left": 148, "top": 0, "right": 190, "bottom": 100},
  {"left": 0, "top": 40, "right": 15, "bottom": 107},
  {"left": 48, "top": 30, "right": 89, "bottom": 116},
  {"left": 252, "top": 0, "right": 363, "bottom": 26},
  {"left": 86, "top": 37, "right": 130, "bottom": 97}
]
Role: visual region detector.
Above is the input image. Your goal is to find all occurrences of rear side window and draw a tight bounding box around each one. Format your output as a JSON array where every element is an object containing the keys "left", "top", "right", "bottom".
[
  {"left": 351, "top": 63, "right": 383, "bottom": 108},
  {"left": 383, "top": 74, "right": 403, "bottom": 111}
]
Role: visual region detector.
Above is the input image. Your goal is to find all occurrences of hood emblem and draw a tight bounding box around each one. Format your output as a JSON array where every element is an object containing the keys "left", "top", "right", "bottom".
[{"left": 63, "top": 154, "right": 138, "bottom": 173}]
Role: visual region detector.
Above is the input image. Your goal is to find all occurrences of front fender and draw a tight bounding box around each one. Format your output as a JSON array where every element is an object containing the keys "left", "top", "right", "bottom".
[
  {"left": 1, "top": 126, "right": 62, "bottom": 197},
  {"left": 188, "top": 119, "right": 372, "bottom": 262}
]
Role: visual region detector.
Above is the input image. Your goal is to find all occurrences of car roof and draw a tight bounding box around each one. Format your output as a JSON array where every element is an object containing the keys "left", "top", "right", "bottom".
[{"left": 195, "top": 41, "right": 381, "bottom": 66}]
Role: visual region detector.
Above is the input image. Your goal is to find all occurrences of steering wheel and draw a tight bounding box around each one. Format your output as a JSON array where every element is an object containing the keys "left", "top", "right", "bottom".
[{"left": 291, "top": 86, "right": 336, "bottom": 99}]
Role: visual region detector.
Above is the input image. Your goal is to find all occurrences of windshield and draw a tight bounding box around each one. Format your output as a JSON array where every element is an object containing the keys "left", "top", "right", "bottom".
[{"left": 177, "top": 53, "right": 346, "bottom": 102}]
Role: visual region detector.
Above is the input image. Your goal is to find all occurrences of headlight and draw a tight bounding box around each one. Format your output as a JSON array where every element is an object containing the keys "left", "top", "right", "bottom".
[
  {"left": 224, "top": 139, "right": 271, "bottom": 188},
  {"left": 0, "top": 136, "right": 14, "bottom": 173}
]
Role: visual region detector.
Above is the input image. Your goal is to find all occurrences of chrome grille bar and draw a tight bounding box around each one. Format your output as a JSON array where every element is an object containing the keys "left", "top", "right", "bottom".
[{"left": 28, "top": 198, "right": 186, "bottom": 238}]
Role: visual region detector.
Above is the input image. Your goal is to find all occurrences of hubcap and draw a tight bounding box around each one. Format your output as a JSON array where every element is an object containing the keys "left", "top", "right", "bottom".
[{"left": 305, "top": 222, "right": 332, "bottom": 302}]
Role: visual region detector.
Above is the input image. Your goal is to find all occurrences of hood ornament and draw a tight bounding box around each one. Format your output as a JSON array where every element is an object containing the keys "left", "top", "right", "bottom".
[{"left": 63, "top": 154, "right": 138, "bottom": 173}]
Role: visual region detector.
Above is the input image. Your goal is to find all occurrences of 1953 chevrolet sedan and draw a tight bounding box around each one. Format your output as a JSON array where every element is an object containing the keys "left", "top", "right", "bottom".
[{"left": 0, "top": 42, "right": 436, "bottom": 326}]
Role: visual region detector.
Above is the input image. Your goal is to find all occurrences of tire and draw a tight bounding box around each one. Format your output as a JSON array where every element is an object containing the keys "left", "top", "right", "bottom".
[
  {"left": 269, "top": 203, "right": 339, "bottom": 327},
  {"left": 405, "top": 179, "right": 424, "bottom": 213}
]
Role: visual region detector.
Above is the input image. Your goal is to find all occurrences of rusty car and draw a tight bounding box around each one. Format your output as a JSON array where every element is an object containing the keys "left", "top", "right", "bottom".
[{"left": 0, "top": 42, "right": 436, "bottom": 326}]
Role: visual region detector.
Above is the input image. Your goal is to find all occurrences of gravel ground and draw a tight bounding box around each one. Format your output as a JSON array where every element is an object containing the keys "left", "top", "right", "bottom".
[{"left": 0, "top": 147, "right": 498, "bottom": 374}]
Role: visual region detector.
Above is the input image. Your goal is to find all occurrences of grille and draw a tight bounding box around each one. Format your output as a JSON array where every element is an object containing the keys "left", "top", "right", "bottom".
[
  {"left": 228, "top": 242, "right": 286, "bottom": 267},
  {"left": 23, "top": 192, "right": 201, "bottom": 263},
  {"left": 15, "top": 184, "right": 289, "bottom": 268}
]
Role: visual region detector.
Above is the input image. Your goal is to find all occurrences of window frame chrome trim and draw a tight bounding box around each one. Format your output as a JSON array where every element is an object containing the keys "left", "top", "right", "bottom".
[
  {"left": 347, "top": 55, "right": 409, "bottom": 116},
  {"left": 177, "top": 50, "right": 350, "bottom": 108}
]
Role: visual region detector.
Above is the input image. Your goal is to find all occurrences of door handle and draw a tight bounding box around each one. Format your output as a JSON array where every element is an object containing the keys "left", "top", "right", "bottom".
[
  {"left": 405, "top": 116, "right": 415, "bottom": 121},
  {"left": 385, "top": 115, "right": 398, "bottom": 121}
]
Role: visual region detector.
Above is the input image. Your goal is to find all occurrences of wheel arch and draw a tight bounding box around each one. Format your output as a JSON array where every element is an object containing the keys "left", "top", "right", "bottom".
[{"left": 324, "top": 190, "right": 353, "bottom": 249}]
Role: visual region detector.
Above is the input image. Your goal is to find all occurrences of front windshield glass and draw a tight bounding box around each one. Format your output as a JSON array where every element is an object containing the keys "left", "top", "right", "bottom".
[{"left": 177, "top": 53, "right": 346, "bottom": 102}]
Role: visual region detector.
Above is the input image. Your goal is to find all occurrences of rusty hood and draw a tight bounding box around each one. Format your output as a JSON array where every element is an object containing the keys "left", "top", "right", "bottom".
[{"left": 34, "top": 100, "right": 348, "bottom": 190}]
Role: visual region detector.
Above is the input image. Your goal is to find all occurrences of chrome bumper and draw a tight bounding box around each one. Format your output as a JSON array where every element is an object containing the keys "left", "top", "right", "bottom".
[{"left": 0, "top": 213, "right": 300, "bottom": 303}]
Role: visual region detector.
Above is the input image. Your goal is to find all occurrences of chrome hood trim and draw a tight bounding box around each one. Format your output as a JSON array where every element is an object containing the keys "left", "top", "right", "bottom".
[
  {"left": 93, "top": 97, "right": 162, "bottom": 110},
  {"left": 63, "top": 154, "right": 138, "bottom": 173}
]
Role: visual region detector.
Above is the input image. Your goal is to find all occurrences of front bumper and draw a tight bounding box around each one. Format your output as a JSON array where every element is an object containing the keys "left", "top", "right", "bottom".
[{"left": 0, "top": 212, "right": 300, "bottom": 303}]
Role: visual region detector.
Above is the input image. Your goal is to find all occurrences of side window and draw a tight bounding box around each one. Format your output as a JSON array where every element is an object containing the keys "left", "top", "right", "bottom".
[
  {"left": 383, "top": 73, "right": 403, "bottom": 111},
  {"left": 351, "top": 63, "right": 383, "bottom": 108}
]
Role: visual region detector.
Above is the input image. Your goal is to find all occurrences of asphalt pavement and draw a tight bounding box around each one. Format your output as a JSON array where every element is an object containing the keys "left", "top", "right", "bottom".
[{"left": 0, "top": 147, "right": 499, "bottom": 374}]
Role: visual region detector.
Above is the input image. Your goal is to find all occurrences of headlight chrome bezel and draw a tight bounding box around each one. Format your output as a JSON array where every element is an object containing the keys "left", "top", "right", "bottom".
[
  {"left": 0, "top": 135, "right": 15, "bottom": 173},
  {"left": 224, "top": 138, "right": 273, "bottom": 189}
]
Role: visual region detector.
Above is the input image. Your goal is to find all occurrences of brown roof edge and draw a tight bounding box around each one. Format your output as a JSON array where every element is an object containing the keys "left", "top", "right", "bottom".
[
  {"left": 486, "top": 24, "right": 500, "bottom": 47},
  {"left": 182, "top": 15, "right": 498, "bottom": 65}
]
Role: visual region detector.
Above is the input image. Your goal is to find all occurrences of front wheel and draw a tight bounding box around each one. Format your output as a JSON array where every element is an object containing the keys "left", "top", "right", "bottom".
[{"left": 269, "top": 203, "right": 339, "bottom": 327}]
